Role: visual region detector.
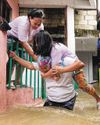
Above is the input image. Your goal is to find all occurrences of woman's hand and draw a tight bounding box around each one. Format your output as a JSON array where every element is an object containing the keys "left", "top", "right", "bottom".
[{"left": 9, "top": 51, "right": 16, "bottom": 58}]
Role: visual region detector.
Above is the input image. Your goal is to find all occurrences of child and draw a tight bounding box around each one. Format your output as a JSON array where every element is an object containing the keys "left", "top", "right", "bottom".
[{"left": 37, "top": 55, "right": 60, "bottom": 80}]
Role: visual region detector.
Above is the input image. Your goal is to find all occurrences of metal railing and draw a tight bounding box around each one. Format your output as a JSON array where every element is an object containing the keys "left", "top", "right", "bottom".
[{"left": 7, "top": 38, "right": 46, "bottom": 99}]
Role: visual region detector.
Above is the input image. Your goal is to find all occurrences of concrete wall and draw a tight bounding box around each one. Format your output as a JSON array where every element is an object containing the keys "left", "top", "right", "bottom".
[
  {"left": 0, "top": 32, "right": 8, "bottom": 112},
  {"left": 0, "top": 0, "right": 19, "bottom": 112},
  {"left": 7, "top": 0, "right": 19, "bottom": 19},
  {"left": 77, "top": 51, "right": 94, "bottom": 83},
  {"left": 75, "top": 10, "right": 97, "bottom": 83},
  {"left": 75, "top": 10, "right": 97, "bottom": 30},
  {"left": 19, "top": 0, "right": 96, "bottom": 9}
]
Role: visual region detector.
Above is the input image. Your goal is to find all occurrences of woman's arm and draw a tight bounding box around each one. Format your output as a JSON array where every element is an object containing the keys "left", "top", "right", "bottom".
[
  {"left": 9, "top": 51, "right": 36, "bottom": 70},
  {"left": 20, "top": 42, "right": 38, "bottom": 61}
]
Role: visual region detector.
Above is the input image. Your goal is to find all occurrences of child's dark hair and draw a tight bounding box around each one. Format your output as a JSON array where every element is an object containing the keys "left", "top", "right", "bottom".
[
  {"left": 28, "top": 9, "right": 45, "bottom": 19},
  {"left": 33, "top": 30, "right": 53, "bottom": 57}
]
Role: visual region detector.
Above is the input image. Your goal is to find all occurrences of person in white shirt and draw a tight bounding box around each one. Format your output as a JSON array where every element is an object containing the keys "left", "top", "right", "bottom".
[
  {"left": 9, "top": 30, "right": 84, "bottom": 110},
  {"left": 7, "top": 9, "right": 45, "bottom": 88},
  {"left": 9, "top": 30, "right": 100, "bottom": 110},
  {"left": 7, "top": 8, "right": 44, "bottom": 59}
]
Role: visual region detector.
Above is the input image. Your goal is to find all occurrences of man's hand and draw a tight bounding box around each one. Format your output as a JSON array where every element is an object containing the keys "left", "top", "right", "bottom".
[{"left": 52, "top": 66, "right": 64, "bottom": 74}]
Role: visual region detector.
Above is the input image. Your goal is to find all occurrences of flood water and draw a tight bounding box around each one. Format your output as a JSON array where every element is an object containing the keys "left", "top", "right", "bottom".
[{"left": 0, "top": 85, "right": 100, "bottom": 125}]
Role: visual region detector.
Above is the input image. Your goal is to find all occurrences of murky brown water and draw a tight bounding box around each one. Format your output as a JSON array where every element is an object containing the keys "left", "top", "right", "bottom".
[{"left": 0, "top": 85, "right": 100, "bottom": 125}]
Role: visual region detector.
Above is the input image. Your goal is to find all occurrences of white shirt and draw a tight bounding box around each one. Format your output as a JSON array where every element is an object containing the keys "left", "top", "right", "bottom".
[
  {"left": 33, "top": 43, "right": 78, "bottom": 102},
  {"left": 7, "top": 16, "right": 44, "bottom": 42},
  {"left": 45, "top": 43, "right": 78, "bottom": 102},
  {"left": 51, "top": 43, "right": 78, "bottom": 66}
]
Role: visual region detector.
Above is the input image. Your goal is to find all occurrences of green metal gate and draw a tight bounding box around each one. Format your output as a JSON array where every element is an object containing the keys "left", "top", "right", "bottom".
[{"left": 7, "top": 38, "right": 46, "bottom": 99}]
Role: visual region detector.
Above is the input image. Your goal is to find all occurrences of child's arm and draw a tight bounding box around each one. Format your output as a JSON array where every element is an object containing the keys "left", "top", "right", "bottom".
[
  {"left": 41, "top": 69, "right": 53, "bottom": 78},
  {"left": 9, "top": 51, "right": 36, "bottom": 70}
]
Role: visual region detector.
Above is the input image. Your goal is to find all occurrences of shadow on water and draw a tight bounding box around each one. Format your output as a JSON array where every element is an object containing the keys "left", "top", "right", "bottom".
[{"left": 0, "top": 84, "right": 100, "bottom": 125}]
